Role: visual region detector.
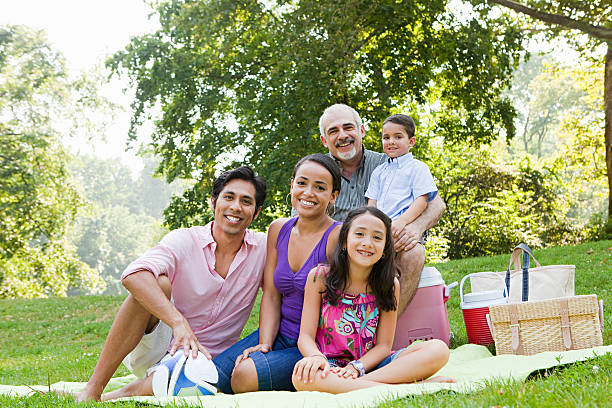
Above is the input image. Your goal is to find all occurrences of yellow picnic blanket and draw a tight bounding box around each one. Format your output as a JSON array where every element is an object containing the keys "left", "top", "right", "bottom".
[{"left": 1, "top": 344, "right": 610, "bottom": 407}]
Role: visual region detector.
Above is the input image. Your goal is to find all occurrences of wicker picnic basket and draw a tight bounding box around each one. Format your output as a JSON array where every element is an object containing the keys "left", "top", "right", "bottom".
[{"left": 488, "top": 295, "right": 604, "bottom": 356}]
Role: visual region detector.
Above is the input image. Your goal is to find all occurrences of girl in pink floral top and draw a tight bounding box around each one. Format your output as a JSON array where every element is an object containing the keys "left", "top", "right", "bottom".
[{"left": 292, "top": 207, "right": 452, "bottom": 393}]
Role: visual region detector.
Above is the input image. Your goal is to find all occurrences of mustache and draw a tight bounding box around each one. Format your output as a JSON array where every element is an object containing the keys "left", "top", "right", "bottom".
[{"left": 335, "top": 137, "right": 354, "bottom": 147}]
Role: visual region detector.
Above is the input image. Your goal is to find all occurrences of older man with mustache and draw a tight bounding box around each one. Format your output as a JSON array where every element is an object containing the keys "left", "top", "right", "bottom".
[{"left": 318, "top": 104, "right": 446, "bottom": 313}]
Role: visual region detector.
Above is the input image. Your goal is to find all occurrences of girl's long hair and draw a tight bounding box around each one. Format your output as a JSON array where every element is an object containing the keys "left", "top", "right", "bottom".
[{"left": 325, "top": 206, "right": 397, "bottom": 311}]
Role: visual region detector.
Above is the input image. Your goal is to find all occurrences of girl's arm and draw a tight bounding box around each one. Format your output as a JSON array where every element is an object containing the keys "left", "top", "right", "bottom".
[
  {"left": 235, "top": 219, "right": 284, "bottom": 364},
  {"left": 339, "top": 278, "right": 400, "bottom": 378},
  {"left": 293, "top": 265, "right": 329, "bottom": 384}
]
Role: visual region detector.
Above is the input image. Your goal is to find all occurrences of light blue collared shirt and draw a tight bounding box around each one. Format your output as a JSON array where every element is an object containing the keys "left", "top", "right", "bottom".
[{"left": 365, "top": 153, "right": 437, "bottom": 220}]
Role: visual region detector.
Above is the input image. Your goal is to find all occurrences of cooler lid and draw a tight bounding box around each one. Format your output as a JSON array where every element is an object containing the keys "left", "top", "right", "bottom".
[
  {"left": 418, "top": 266, "right": 444, "bottom": 288},
  {"left": 463, "top": 289, "right": 505, "bottom": 304}
]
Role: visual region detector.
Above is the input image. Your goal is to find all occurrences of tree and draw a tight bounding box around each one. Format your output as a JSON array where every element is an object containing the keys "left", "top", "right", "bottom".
[
  {"left": 505, "top": 55, "right": 587, "bottom": 158},
  {"left": 69, "top": 155, "right": 176, "bottom": 294},
  {"left": 484, "top": 0, "right": 612, "bottom": 219},
  {"left": 0, "top": 25, "right": 104, "bottom": 297},
  {"left": 110, "top": 0, "right": 526, "bottom": 229}
]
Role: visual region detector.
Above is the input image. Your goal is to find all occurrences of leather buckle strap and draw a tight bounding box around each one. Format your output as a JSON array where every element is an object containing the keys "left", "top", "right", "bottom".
[
  {"left": 560, "top": 299, "right": 573, "bottom": 350},
  {"left": 509, "top": 304, "right": 524, "bottom": 354}
]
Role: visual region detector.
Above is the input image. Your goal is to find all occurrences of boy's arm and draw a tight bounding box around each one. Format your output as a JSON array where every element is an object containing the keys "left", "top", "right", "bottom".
[
  {"left": 367, "top": 198, "right": 377, "bottom": 207},
  {"left": 392, "top": 195, "right": 427, "bottom": 238},
  {"left": 394, "top": 194, "right": 445, "bottom": 252}
]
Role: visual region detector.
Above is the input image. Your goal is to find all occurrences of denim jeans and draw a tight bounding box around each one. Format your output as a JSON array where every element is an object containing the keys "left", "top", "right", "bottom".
[
  {"left": 212, "top": 329, "right": 303, "bottom": 393},
  {"left": 328, "top": 347, "right": 407, "bottom": 371}
]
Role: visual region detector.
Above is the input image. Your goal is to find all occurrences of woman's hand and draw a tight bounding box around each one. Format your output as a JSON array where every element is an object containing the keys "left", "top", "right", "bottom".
[
  {"left": 330, "top": 364, "right": 359, "bottom": 379},
  {"left": 292, "top": 355, "right": 330, "bottom": 383},
  {"left": 234, "top": 343, "right": 271, "bottom": 366}
]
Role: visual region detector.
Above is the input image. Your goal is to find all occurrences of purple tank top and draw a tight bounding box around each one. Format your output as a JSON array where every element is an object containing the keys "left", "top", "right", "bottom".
[{"left": 273, "top": 217, "right": 341, "bottom": 340}]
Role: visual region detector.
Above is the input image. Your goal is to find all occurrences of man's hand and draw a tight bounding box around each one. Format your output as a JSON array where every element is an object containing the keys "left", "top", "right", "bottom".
[
  {"left": 393, "top": 222, "right": 423, "bottom": 252},
  {"left": 234, "top": 343, "right": 271, "bottom": 367},
  {"left": 169, "top": 317, "right": 211, "bottom": 359}
]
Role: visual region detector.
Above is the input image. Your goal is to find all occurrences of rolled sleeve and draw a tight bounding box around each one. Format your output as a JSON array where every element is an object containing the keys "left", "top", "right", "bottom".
[
  {"left": 365, "top": 165, "right": 382, "bottom": 201},
  {"left": 121, "top": 229, "right": 187, "bottom": 281}
]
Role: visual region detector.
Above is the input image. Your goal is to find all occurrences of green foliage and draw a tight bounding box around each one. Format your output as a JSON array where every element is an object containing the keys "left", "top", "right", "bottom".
[
  {"left": 488, "top": 0, "right": 611, "bottom": 50},
  {"left": 69, "top": 156, "right": 179, "bottom": 294},
  {"left": 109, "top": 0, "right": 526, "bottom": 229},
  {"left": 484, "top": 0, "right": 612, "bottom": 220},
  {"left": 0, "top": 25, "right": 104, "bottom": 298},
  {"left": 427, "top": 142, "right": 582, "bottom": 259},
  {"left": 505, "top": 54, "right": 588, "bottom": 159}
]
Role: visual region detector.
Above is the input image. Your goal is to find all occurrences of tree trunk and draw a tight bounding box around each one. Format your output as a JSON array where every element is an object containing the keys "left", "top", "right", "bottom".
[{"left": 605, "top": 44, "right": 612, "bottom": 218}]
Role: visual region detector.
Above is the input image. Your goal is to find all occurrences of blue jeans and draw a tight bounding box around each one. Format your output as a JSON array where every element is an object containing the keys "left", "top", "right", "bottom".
[
  {"left": 212, "top": 330, "right": 303, "bottom": 393},
  {"left": 328, "top": 347, "right": 407, "bottom": 371}
]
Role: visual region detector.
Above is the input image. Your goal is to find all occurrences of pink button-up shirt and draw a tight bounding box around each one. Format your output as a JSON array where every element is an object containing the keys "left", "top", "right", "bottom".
[{"left": 121, "top": 223, "right": 266, "bottom": 357}]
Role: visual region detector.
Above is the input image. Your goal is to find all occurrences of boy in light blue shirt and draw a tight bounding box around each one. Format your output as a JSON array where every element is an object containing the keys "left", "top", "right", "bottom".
[{"left": 365, "top": 114, "right": 438, "bottom": 240}]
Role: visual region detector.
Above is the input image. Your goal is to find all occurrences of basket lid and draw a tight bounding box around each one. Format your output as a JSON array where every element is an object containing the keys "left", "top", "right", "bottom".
[{"left": 418, "top": 267, "right": 444, "bottom": 288}]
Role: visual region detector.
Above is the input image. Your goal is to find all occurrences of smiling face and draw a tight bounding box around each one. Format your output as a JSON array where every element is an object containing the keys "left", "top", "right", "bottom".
[
  {"left": 291, "top": 160, "right": 338, "bottom": 218},
  {"left": 382, "top": 121, "right": 415, "bottom": 158},
  {"left": 211, "top": 179, "right": 258, "bottom": 237},
  {"left": 320, "top": 106, "right": 364, "bottom": 162},
  {"left": 345, "top": 212, "right": 386, "bottom": 270}
]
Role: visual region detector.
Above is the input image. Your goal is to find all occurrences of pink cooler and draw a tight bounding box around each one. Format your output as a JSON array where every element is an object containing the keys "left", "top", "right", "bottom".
[{"left": 393, "top": 267, "right": 457, "bottom": 349}]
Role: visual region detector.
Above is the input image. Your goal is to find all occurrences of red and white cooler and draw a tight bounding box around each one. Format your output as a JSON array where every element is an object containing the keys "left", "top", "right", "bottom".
[
  {"left": 460, "top": 272, "right": 508, "bottom": 345},
  {"left": 393, "top": 267, "right": 458, "bottom": 349}
]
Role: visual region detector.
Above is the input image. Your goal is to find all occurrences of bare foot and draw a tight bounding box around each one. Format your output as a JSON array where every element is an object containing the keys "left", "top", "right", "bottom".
[
  {"left": 422, "top": 376, "right": 455, "bottom": 383},
  {"left": 72, "top": 388, "right": 102, "bottom": 402},
  {"left": 45, "top": 388, "right": 100, "bottom": 402}
]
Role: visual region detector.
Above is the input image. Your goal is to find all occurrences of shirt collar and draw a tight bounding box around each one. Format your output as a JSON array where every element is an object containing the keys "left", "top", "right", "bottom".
[
  {"left": 199, "top": 221, "right": 260, "bottom": 248},
  {"left": 387, "top": 152, "right": 413, "bottom": 167},
  {"left": 328, "top": 146, "right": 367, "bottom": 180}
]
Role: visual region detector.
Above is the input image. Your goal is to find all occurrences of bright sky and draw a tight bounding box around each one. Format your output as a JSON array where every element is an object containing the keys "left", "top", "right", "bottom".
[{"left": 0, "top": 0, "right": 161, "bottom": 173}]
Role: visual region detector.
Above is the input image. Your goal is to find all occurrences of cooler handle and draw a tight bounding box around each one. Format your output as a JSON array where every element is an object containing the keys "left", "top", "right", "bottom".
[
  {"left": 444, "top": 281, "right": 458, "bottom": 299},
  {"left": 460, "top": 272, "right": 509, "bottom": 304}
]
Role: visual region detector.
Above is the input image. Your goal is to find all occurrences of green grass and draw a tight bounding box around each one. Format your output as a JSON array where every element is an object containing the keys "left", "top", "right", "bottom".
[{"left": 0, "top": 240, "right": 610, "bottom": 406}]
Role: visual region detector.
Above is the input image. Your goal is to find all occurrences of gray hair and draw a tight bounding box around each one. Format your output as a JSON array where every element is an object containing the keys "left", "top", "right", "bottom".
[{"left": 318, "top": 104, "right": 363, "bottom": 139}]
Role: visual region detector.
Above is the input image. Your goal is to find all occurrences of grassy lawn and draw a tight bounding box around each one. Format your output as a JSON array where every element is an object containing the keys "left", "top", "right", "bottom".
[{"left": 0, "top": 240, "right": 610, "bottom": 407}]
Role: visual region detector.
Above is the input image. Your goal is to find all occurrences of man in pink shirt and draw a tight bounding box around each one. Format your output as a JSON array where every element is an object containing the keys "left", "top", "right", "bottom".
[{"left": 75, "top": 166, "right": 267, "bottom": 401}]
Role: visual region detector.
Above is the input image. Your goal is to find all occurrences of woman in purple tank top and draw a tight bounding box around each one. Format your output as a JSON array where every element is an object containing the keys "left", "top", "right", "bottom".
[{"left": 213, "top": 153, "right": 342, "bottom": 393}]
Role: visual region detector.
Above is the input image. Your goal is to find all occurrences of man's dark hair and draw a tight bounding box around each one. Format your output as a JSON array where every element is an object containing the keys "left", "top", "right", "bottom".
[
  {"left": 383, "top": 114, "right": 416, "bottom": 138},
  {"left": 212, "top": 166, "right": 267, "bottom": 212}
]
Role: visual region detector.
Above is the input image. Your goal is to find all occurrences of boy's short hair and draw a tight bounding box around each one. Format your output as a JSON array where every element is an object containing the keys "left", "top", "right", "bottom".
[{"left": 383, "top": 114, "right": 415, "bottom": 138}]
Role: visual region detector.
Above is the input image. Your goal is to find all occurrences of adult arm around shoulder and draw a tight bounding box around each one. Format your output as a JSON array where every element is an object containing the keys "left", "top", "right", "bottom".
[{"left": 395, "top": 194, "right": 445, "bottom": 252}]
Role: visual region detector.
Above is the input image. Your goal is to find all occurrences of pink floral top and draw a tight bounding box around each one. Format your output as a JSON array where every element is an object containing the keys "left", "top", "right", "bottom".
[{"left": 315, "top": 290, "right": 380, "bottom": 367}]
